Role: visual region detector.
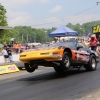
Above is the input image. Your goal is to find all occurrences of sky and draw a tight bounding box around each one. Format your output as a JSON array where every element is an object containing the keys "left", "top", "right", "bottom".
[{"left": 1, "top": 0, "right": 100, "bottom": 28}]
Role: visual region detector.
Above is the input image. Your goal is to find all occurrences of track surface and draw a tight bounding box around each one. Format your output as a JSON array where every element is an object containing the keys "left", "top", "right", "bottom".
[{"left": 0, "top": 63, "right": 100, "bottom": 100}]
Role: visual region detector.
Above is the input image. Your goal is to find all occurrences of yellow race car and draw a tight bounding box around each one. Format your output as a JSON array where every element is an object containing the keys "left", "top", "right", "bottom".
[{"left": 19, "top": 41, "right": 99, "bottom": 73}]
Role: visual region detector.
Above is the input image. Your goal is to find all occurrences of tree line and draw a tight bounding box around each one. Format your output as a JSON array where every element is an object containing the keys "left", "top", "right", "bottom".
[{"left": 0, "top": 3, "right": 100, "bottom": 44}]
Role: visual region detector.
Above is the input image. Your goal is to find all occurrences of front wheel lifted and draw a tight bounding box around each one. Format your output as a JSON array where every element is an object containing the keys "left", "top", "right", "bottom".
[
  {"left": 24, "top": 63, "right": 38, "bottom": 73},
  {"left": 85, "top": 55, "right": 97, "bottom": 71},
  {"left": 54, "top": 66, "right": 64, "bottom": 73}
]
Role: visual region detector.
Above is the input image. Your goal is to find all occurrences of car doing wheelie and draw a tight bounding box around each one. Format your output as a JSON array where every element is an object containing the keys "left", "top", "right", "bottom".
[{"left": 19, "top": 41, "right": 99, "bottom": 73}]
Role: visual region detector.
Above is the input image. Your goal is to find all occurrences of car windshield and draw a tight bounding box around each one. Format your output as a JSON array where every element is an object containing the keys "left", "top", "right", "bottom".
[{"left": 48, "top": 41, "right": 77, "bottom": 48}]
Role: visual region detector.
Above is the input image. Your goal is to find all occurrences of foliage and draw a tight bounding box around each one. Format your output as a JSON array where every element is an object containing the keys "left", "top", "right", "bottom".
[
  {"left": 9, "top": 26, "right": 56, "bottom": 44},
  {"left": 67, "top": 20, "right": 100, "bottom": 36},
  {"left": 0, "top": 3, "right": 9, "bottom": 44},
  {"left": 8, "top": 20, "right": 100, "bottom": 44},
  {"left": 1, "top": 2, "right": 100, "bottom": 44},
  {"left": 0, "top": 4, "right": 8, "bottom": 26}
]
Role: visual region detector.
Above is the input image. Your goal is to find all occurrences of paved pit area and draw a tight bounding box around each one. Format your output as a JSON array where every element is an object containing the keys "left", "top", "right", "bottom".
[{"left": 76, "top": 90, "right": 100, "bottom": 100}]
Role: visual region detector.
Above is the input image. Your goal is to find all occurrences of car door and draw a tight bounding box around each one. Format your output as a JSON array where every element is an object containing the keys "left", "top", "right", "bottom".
[{"left": 76, "top": 43, "right": 90, "bottom": 63}]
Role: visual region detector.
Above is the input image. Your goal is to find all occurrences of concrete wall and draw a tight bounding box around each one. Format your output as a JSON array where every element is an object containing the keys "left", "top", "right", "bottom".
[{"left": 0, "top": 54, "right": 19, "bottom": 63}]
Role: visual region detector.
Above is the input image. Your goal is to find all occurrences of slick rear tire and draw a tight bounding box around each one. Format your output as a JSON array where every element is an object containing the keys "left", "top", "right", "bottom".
[
  {"left": 85, "top": 55, "right": 97, "bottom": 71},
  {"left": 24, "top": 63, "right": 38, "bottom": 73}
]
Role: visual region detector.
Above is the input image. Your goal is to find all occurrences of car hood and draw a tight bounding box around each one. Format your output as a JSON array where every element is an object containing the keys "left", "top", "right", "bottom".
[{"left": 21, "top": 47, "right": 58, "bottom": 54}]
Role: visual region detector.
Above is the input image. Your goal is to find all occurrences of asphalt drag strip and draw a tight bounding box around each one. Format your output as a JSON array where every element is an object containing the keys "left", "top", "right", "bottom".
[{"left": 1, "top": 65, "right": 100, "bottom": 100}]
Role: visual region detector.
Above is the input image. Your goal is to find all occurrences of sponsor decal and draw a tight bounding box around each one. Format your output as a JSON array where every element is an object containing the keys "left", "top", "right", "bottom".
[
  {"left": 8, "top": 66, "right": 16, "bottom": 70},
  {"left": 76, "top": 54, "right": 89, "bottom": 62},
  {"left": 75, "top": 50, "right": 89, "bottom": 55},
  {"left": 50, "top": 54, "right": 62, "bottom": 60},
  {"left": 0, "top": 68, "right": 6, "bottom": 72}
]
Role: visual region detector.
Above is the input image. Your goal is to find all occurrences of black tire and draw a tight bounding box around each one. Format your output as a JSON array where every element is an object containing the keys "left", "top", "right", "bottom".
[
  {"left": 54, "top": 66, "right": 64, "bottom": 73},
  {"left": 60, "top": 52, "right": 71, "bottom": 70},
  {"left": 85, "top": 55, "right": 97, "bottom": 71},
  {"left": 24, "top": 63, "right": 38, "bottom": 73}
]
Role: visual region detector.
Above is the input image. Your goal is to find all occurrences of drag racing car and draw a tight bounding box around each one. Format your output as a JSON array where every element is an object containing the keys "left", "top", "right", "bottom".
[{"left": 19, "top": 41, "right": 99, "bottom": 73}]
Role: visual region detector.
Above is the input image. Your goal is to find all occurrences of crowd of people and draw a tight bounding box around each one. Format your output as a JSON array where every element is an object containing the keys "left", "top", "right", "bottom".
[
  {"left": 2, "top": 42, "right": 23, "bottom": 63},
  {"left": 2, "top": 46, "right": 14, "bottom": 63}
]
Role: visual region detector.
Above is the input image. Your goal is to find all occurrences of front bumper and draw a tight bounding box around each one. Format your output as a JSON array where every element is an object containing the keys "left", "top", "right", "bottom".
[{"left": 19, "top": 52, "right": 62, "bottom": 63}]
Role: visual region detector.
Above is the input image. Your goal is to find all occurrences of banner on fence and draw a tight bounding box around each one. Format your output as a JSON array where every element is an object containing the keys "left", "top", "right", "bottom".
[{"left": 0, "top": 64, "right": 20, "bottom": 74}]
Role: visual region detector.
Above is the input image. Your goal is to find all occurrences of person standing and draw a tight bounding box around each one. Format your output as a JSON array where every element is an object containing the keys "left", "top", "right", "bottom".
[
  {"left": 25, "top": 44, "right": 29, "bottom": 50},
  {"left": 7, "top": 47, "right": 14, "bottom": 62},
  {"left": 19, "top": 44, "right": 25, "bottom": 53},
  {"left": 2, "top": 47, "right": 9, "bottom": 63},
  {"left": 96, "top": 43, "right": 100, "bottom": 56},
  {"left": 98, "top": 35, "right": 100, "bottom": 43},
  {"left": 62, "top": 38, "right": 66, "bottom": 42},
  {"left": 14, "top": 42, "right": 19, "bottom": 54},
  {"left": 90, "top": 35, "right": 98, "bottom": 51},
  {"left": 54, "top": 37, "right": 59, "bottom": 43}
]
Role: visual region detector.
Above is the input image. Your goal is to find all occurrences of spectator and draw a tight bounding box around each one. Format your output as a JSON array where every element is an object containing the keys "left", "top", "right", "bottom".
[
  {"left": 7, "top": 47, "right": 14, "bottom": 62},
  {"left": 82, "top": 39, "right": 85, "bottom": 45},
  {"left": 2, "top": 47, "right": 9, "bottom": 63},
  {"left": 96, "top": 43, "right": 100, "bottom": 56},
  {"left": 4, "top": 44, "right": 7, "bottom": 48},
  {"left": 54, "top": 37, "right": 59, "bottom": 43},
  {"left": 25, "top": 44, "right": 29, "bottom": 50},
  {"left": 90, "top": 35, "right": 98, "bottom": 51},
  {"left": 19, "top": 44, "right": 25, "bottom": 53},
  {"left": 7, "top": 42, "right": 11, "bottom": 48},
  {"left": 14, "top": 42, "right": 19, "bottom": 54},
  {"left": 62, "top": 38, "right": 66, "bottom": 42},
  {"left": 98, "top": 35, "right": 100, "bottom": 43},
  {"left": 48, "top": 43, "right": 51, "bottom": 46},
  {"left": 32, "top": 45, "right": 35, "bottom": 48},
  {"left": 10, "top": 41, "right": 14, "bottom": 47}
]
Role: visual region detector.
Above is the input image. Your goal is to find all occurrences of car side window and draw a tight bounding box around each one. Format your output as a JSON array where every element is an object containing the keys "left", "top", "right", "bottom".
[
  {"left": 76, "top": 43, "right": 87, "bottom": 51},
  {"left": 78, "top": 43, "right": 85, "bottom": 47},
  {"left": 78, "top": 43, "right": 90, "bottom": 52},
  {"left": 77, "top": 43, "right": 83, "bottom": 48}
]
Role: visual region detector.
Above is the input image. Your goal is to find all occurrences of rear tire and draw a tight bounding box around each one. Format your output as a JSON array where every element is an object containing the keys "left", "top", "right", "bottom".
[
  {"left": 24, "top": 63, "right": 38, "bottom": 73},
  {"left": 85, "top": 55, "right": 97, "bottom": 71}
]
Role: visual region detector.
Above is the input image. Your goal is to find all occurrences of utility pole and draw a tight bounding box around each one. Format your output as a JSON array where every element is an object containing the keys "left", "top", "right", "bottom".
[
  {"left": 97, "top": 2, "right": 100, "bottom": 5},
  {"left": 22, "top": 34, "right": 23, "bottom": 41},
  {"left": 45, "top": 31, "right": 47, "bottom": 43},
  {"left": 27, "top": 34, "right": 28, "bottom": 42}
]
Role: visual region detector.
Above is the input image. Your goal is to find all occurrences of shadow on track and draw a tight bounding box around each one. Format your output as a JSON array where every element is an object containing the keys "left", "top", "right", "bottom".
[{"left": 17, "top": 68, "right": 88, "bottom": 82}]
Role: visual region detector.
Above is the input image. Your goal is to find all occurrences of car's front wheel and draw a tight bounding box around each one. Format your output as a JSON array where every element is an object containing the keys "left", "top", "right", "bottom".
[
  {"left": 54, "top": 66, "right": 64, "bottom": 73},
  {"left": 24, "top": 63, "right": 38, "bottom": 73},
  {"left": 85, "top": 55, "right": 97, "bottom": 71},
  {"left": 60, "top": 52, "right": 71, "bottom": 70}
]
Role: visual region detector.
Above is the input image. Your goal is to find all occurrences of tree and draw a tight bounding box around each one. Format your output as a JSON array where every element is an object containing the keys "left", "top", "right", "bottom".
[
  {"left": 0, "top": 3, "right": 9, "bottom": 44},
  {"left": 0, "top": 3, "right": 8, "bottom": 26}
]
